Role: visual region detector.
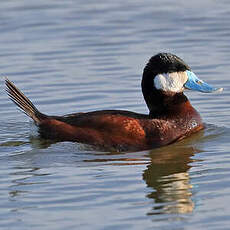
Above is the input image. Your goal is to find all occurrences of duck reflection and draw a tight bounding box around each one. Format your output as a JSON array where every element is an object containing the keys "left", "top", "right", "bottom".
[{"left": 143, "top": 138, "right": 202, "bottom": 215}]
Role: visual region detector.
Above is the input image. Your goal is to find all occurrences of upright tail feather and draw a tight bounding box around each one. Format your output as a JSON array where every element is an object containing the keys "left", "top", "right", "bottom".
[{"left": 5, "top": 78, "right": 46, "bottom": 124}]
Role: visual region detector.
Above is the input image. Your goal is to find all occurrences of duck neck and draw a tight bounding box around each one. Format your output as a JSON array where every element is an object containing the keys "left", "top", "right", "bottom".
[
  {"left": 141, "top": 70, "right": 195, "bottom": 118},
  {"left": 148, "top": 92, "right": 190, "bottom": 118}
]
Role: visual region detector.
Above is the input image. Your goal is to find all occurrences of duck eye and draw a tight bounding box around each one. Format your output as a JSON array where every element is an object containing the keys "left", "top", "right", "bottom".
[{"left": 196, "top": 80, "right": 203, "bottom": 85}]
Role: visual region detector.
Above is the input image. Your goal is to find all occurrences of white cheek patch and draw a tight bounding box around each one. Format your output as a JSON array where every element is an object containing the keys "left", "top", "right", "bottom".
[{"left": 154, "top": 71, "right": 188, "bottom": 93}]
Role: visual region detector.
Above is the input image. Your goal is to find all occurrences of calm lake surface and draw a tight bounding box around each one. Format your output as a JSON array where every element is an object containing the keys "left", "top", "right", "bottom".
[{"left": 0, "top": 0, "right": 230, "bottom": 229}]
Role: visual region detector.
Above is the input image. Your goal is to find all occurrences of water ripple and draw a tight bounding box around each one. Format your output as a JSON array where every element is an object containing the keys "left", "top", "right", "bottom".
[{"left": 0, "top": 0, "right": 230, "bottom": 229}]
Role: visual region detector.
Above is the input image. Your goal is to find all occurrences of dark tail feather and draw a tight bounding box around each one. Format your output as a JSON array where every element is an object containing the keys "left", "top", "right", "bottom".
[{"left": 5, "top": 78, "right": 46, "bottom": 124}]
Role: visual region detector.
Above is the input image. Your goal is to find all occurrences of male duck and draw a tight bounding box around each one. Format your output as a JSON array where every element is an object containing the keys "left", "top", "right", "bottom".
[{"left": 5, "top": 53, "right": 222, "bottom": 151}]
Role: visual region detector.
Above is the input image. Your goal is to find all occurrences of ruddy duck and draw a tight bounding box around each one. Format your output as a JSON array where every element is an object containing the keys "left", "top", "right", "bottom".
[{"left": 5, "top": 53, "right": 222, "bottom": 151}]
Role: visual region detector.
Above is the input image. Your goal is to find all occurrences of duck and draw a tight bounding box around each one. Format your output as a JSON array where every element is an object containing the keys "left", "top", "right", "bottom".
[{"left": 5, "top": 53, "right": 222, "bottom": 151}]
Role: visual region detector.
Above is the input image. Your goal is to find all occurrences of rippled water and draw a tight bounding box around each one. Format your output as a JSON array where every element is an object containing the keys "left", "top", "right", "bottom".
[{"left": 1, "top": 0, "right": 230, "bottom": 229}]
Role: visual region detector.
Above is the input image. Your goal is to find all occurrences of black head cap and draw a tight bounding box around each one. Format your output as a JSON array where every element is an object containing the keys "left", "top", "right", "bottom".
[{"left": 144, "top": 53, "right": 191, "bottom": 75}]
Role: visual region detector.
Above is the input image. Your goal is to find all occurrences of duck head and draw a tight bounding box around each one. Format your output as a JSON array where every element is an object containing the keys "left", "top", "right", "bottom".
[{"left": 141, "top": 53, "right": 222, "bottom": 115}]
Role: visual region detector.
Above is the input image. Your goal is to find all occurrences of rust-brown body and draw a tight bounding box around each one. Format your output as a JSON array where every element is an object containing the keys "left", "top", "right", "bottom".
[
  {"left": 37, "top": 100, "right": 203, "bottom": 151},
  {"left": 5, "top": 53, "right": 205, "bottom": 151}
]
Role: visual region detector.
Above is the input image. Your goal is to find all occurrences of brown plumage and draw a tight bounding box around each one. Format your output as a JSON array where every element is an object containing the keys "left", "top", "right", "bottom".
[{"left": 5, "top": 53, "right": 205, "bottom": 151}]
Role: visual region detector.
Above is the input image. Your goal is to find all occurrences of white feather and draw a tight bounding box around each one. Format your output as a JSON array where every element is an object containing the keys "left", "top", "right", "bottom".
[{"left": 154, "top": 71, "right": 188, "bottom": 93}]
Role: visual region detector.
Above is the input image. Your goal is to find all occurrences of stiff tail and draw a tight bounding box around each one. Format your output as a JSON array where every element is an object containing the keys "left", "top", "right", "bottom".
[{"left": 5, "top": 78, "right": 46, "bottom": 124}]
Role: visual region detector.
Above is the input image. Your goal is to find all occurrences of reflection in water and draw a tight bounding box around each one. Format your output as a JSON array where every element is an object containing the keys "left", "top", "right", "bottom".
[
  {"left": 143, "top": 142, "right": 201, "bottom": 215},
  {"left": 71, "top": 131, "right": 206, "bottom": 217},
  {"left": 4, "top": 127, "right": 225, "bottom": 229},
  {"left": 0, "top": 0, "right": 229, "bottom": 227}
]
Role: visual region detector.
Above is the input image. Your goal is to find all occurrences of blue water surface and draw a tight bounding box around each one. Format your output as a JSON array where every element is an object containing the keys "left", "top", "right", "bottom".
[{"left": 0, "top": 0, "right": 230, "bottom": 229}]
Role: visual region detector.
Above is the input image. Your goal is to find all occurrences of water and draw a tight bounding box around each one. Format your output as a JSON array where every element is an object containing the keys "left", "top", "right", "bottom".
[{"left": 0, "top": 0, "right": 230, "bottom": 229}]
